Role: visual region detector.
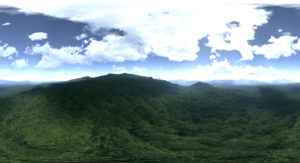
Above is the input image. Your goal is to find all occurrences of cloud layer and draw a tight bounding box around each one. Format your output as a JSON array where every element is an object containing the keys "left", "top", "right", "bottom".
[
  {"left": 0, "top": 1, "right": 273, "bottom": 62},
  {"left": 150, "top": 59, "right": 289, "bottom": 82},
  {"left": 1, "top": 1, "right": 300, "bottom": 82}
]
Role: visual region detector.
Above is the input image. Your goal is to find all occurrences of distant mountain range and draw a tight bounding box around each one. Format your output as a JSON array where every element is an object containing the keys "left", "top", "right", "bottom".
[
  {"left": 0, "top": 76, "right": 294, "bottom": 87},
  {"left": 170, "top": 79, "right": 293, "bottom": 86},
  {"left": 0, "top": 76, "right": 92, "bottom": 86},
  {"left": 207, "top": 79, "right": 267, "bottom": 86},
  {"left": 0, "top": 80, "right": 42, "bottom": 85}
]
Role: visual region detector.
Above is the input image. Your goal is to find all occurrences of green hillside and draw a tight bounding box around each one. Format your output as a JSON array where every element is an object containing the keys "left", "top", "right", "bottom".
[{"left": 0, "top": 73, "right": 300, "bottom": 162}]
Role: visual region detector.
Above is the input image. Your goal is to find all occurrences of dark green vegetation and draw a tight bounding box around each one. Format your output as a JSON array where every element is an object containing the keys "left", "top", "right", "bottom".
[
  {"left": 0, "top": 85, "right": 35, "bottom": 97},
  {"left": 0, "top": 73, "right": 300, "bottom": 162}
]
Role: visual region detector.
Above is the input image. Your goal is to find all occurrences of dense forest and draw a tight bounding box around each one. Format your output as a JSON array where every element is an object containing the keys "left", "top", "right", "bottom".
[{"left": 0, "top": 73, "right": 300, "bottom": 162}]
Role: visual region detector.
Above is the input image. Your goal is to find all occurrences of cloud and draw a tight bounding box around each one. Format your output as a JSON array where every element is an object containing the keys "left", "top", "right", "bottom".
[
  {"left": 85, "top": 35, "right": 148, "bottom": 63},
  {"left": 26, "top": 42, "right": 86, "bottom": 68},
  {"left": 83, "top": 40, "right": 89, "bottom": 44},
  {"left": 252, "top": 34, "right": 300, "bottom": 59},
  {"left": 195, "top": 59, "right": 282, "bottom": 81},
  {"left": 28, "top": 32, "right": 48, "bottom": 41},
  {"left": 132, "top": 66, "right": 146, "bottom": 74},
  {"left": 205, "top": 8, "right": 270, "bottom": 60},
  {"left": 2, "top": 0, "right": 300, "bottom": 83},
  {"left": 0, "top": 43, "right": 18, "bottom": 59},
  {"left": 210, "top": 55, "right": 216, "bottom": 60},
  {"left": 2, "top": 22, "right": 11, "bottom": 26},
  {"left": 149, "top": 59, "right": 291, "bottom": 82},
  {"left": 12, "top": 59, "right": 28, "bottom": 68},
  {"left": 2, "top": 0, "right": 299, "bottom": 14},
  {"left": 75, "top": 33, "right": 87, "bottom": 40},
  {"left": 0, "top": 0, "right": 276, "bottom": 62},
  {"left": 21, "top": 1, "right": 295, "bottom": 68},
  {"left": 112, "top": 65, "right": 147, "bottom": 76},
  {"left": 0, "top": 69, "right": 11, "bottom": 74},
  {"left": 26, "top": 35, "right": 148, "bottom": 68},
  {"left": 112, "top": 65, "right": 126, "bottom": 73}
]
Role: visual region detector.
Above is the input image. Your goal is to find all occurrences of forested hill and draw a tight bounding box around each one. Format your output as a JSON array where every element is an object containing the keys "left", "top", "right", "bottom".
[
  {"left": 0, "top": 74, "right": 300, "bottom": 162},
  {"left": 24, "top": 73, "right": 183, "bottom": 101}
]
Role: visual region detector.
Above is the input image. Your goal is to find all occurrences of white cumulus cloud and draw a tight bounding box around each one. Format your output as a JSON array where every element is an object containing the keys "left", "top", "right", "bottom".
[
  {"left": 210, "top": 55, "right": 216, "bottom": 60},
  {"left": 26, "top": 35, "right": 149, "bottom": 68},
  {"left": 0, "top": 43, "right": 18, "bottom": 59},
  {"left": 28, "top": 32, "right": 48, "bottom": 41},
  {"left": 75, "top": 33, "right": 87, "bottom": 40},
  {"left": 252, "top": 34, "right": 300, "bottom": 59},
  {"left": 85, "top": 35, "right": 148, "bottom": 63},
  {"left": 12, "top": 59, "right": 28, "bottom": 68},
  {"left": 2, "top": 22, "right": 11, "bottom": 26},
  {"left": 27, "top": 42, "right": 86, "bottom": 68},
  {"left": 205, "top": 7, "right": 270, "bottom": 60}
]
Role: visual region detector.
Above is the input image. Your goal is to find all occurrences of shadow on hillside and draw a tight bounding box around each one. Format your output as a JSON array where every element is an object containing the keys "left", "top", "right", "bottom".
[{"left": 257, "top": 86, "right": 298, "bottom": 115}]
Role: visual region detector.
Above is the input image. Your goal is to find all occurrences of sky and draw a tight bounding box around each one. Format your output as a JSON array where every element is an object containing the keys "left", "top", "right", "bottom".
[{"left": 1, "top": 0, "right": 300, "bottom": 82}]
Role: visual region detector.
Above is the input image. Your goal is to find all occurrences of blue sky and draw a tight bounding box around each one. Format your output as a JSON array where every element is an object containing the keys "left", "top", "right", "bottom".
[{"left": 0, "top": 0, "right": 300, "bottom": 82}]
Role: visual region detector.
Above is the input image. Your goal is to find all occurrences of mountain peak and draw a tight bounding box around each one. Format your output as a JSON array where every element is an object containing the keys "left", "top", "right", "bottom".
[
  {"left": 68, "top": 76, "right": 92, "bottom": 82},
  {"left": 190, "top": 82, "right": 212, "bottom": 88}
]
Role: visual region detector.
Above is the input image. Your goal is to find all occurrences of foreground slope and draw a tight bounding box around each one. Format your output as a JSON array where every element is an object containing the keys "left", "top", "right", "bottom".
[{"left": 0, "top": 74, "right": 300, "bottom": 162}]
